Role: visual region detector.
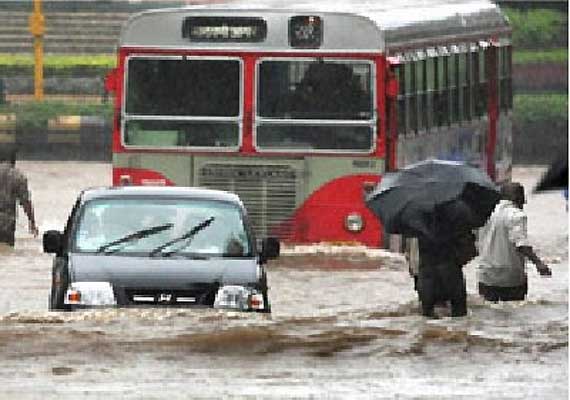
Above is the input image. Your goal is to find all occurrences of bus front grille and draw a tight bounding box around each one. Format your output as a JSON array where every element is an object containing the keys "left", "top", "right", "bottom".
[{"left": 198, "top": 163, "right": 298, "bottom": 238}]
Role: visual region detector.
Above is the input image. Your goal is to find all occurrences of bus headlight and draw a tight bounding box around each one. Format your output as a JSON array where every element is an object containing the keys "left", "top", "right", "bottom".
[
  {"left": 64, "top": 282, "right": 116, "bottom": 306},
  {"left": 344, "top": 212, "right": 364, "bottom": 232}
]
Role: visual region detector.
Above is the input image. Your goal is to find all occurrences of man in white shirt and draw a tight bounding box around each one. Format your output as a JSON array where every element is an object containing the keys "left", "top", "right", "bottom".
[{"left": 477, "top": 182, "right": 551, "bottom": 301}]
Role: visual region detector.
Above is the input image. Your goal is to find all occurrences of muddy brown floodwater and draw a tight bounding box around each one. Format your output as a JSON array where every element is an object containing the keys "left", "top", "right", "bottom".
[{"left": 0, "top": 162, "right": 567, "bottom": 399}]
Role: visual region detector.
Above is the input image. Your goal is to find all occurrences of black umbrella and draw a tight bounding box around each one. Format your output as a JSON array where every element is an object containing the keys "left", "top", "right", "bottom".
[{"left": 366, "top": 159, "right": 500, "bottom": 240}]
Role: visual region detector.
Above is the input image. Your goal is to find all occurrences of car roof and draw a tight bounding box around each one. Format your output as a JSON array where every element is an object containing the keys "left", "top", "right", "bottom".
[{"left": 79, "top": 186, "right": 243, "bottom": 205}]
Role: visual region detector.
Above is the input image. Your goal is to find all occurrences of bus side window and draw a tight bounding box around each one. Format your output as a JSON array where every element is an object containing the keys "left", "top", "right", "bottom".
[
  {"left": 472, "top": 45, "right": 480, "bottom": 118},
  {"left": 416, "top": 53, "right": 426, "bottom": 133},
  {"left": 405, "top": 59, "right": 416, "bottom": 135},
  {"left": 507, "top": 45, "right": 513, "bottom": 110},
  {"left": 463, "top": 47, "right": 473, "bottom": 121},
  {"left": 457, "top": 47, "right": 467, "bottom": 124},
  {"left": 434, "top": 48, "right": 449, "bottom": 127},
  {"left": 426, "top": 54, "right": 435, "bottom": 131},
  {"left": 396, "top": 63, "right": 407, "bottom": 136},
  {"left": 475, "top": 44, "right": 487, "bottom": 117},
  {"left": 498, "top": 45, "right": 503, "bottom": 112},
  {"left": 499, "top": 45, "right": 512, "bottom": 111},
  {"left": 449, "top": 50, "right": 459, "bottom": 124},
  {"left": 441, "top": 50, "right": 451, "bottom": 127}
]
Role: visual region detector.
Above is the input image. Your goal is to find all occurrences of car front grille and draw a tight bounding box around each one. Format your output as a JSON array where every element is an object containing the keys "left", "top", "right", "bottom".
[{"left": 121, "top": 285, "right": 218, "bottom": 306}]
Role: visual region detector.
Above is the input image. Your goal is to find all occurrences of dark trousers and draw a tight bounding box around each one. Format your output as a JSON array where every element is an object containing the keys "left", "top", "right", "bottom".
[
  {"left": 478, "top": 282, "right": 527, "bottom": 302},
  {"left": 0, "top": 221, "right": 15, "bottom": 246},
  {"left": 418, "top": 262, "right": 467, "bottom": 317}
]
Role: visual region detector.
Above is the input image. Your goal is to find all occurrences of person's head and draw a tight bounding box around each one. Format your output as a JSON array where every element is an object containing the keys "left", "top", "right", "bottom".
[
  {"left": 0, "top": 147, "right": 16, "bottom": 167},
  {"left": 501, "top": 182, "right": 525, "bottom": 209}
]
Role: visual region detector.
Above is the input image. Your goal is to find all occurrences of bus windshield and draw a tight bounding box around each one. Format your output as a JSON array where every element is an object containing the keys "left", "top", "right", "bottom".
[
  {"left": 256, "top": 59, "right": 375, "bottom": 151},
  {"left": 124, "top": 57, "right": 241, "bottom": 148}
]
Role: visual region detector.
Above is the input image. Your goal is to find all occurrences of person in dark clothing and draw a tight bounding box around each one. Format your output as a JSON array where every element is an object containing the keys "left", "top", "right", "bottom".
[
  {"left": 416, "top": 200, "right": 477, "bottom": 317},
  {"left": 0, "top": 148, "right": 38, "bottom": 246},
  {"left": 417, "top": 237, "right": 468, "bottom": 317},
  {"left": 289, "top": 62, "right": 369, "bottom": 119}
]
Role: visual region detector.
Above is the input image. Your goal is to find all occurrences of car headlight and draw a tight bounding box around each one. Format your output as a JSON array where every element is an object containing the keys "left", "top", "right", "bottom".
[
  {"left": 214, "top": 285, "right": 265, "bottom": 311},
  {"left": 345, "top": 212, "right": 364, "bottom": 232},
  {"left": 65, "top": 282, "right": 116, "bottom": 306}
]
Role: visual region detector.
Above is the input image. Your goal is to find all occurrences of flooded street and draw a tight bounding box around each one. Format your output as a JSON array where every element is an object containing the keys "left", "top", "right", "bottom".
[{"left": 0, "top": 162, "right": 567, "bottom": 399}]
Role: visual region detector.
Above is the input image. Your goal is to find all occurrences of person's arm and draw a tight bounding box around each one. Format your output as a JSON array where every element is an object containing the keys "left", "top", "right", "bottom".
[
  {"left": 517, "top": 245, "right": 551, "bottom": 276},
  {"left": 509, "top": 208, "right": 551, "bottom": 276},
  {"left": 22, "top": 200, "right": 39, "bottom": 237},
  {"left": 12, "top": 169, "right": 38, "bottom": 237}
]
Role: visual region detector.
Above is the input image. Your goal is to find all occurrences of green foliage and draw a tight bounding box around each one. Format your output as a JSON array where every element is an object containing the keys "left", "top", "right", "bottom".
[
  {"left": 0, "top": 54, "right": 115, "bottom": 77},
  {"left": 0, "top": 101, "right": 113, "bottom": 130},
  {"left": 514, "top": 94, "right": 568, "bottom": 125},
  {"left": 513, "top": 48, "right": 568, "bottom": 64},
  {"left": 504, "top": 9, "right": 567, "bottom": 49},
  {"left": 0, "top": 54, "right": 116, "bottom": 68}
]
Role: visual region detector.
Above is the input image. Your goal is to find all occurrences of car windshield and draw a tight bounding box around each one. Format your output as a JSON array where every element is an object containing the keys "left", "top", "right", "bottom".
[{"left": 74, "top": 197, "right": 251, "bottom": 257}]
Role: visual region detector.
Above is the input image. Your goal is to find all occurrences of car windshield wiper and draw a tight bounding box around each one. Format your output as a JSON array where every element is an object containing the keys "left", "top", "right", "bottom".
[
  {"left": 97, "top": 223, "right": 174, "bottom": 254},
  {"left": 149, "top": 217, "right": 215, "bottom": 257}
]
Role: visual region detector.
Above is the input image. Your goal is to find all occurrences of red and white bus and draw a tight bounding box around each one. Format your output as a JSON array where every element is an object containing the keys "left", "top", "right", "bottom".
[{"left": 105, "top": 0, "right": 512, "bottom": 247}]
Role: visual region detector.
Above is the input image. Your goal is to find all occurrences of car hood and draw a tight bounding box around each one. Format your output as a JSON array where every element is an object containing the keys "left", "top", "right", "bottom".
[{"left": 68, "top": 253, "right": 259, "bottom": 289}]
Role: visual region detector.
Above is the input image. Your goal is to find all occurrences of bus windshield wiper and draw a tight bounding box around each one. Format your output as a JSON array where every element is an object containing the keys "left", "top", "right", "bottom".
[
  {"left": 149, "top": 217, "right": 215, "bottom": 257},
  {"left": 97, "top": 223, "right": 174, "bottom": 254}
]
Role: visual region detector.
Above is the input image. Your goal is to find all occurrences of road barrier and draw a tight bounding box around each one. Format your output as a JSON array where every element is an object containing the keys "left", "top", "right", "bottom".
[{"left": 0, "top": 113, "right": 111, "bottom": 161}]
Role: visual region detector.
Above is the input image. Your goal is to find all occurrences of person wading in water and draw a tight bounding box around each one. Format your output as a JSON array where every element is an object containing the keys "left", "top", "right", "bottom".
[{"left": 0, "top": 148, "right": 38, "bottom": 247}]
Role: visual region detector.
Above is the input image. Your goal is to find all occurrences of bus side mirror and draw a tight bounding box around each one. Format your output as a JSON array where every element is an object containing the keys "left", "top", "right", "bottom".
[
  {"left": 43, "top": 230, "right": 63, "bottom": 254},
  {"left": 260, "top": 237, "right": 280, "bottom": 262}
]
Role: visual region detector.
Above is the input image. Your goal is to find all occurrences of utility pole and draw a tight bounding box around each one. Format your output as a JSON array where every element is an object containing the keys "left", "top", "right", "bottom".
[{"left": 29, "top": 0, "right": 45, "bottom": 101}]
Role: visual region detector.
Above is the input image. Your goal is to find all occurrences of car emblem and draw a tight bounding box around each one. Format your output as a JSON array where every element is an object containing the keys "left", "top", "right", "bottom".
[{"left": 158, "top": 293, "right": 172, "bottom": 303}]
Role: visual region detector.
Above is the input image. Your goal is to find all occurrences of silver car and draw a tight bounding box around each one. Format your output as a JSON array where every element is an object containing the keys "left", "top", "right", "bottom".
[{"left": 43, "top": 186, "right": 279, "bottom": 312}]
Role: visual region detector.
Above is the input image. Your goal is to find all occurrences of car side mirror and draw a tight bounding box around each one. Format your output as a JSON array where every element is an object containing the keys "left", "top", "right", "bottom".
[
  {"left": 43, "top": 230, "right": 63, "bottom": 254},
  {"left": 260, "top": 237, "right": 280, "bottom": 262}
]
